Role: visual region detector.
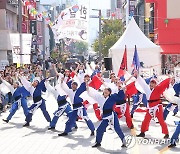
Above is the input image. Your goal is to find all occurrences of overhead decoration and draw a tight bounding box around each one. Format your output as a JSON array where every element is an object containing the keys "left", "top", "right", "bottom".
[
  {"left": 145, "top": 17, "right": 150, "bottom": 23},
  {"left": 23, "top": 0, "right": 53, "bottom": 27},
  {"left": 51, "top": 4, "right": 89, "bottom": 43}
]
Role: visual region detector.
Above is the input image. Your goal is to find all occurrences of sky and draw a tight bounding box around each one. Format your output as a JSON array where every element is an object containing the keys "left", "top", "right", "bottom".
[{"left": 40, "top": 0, "right": 111, "bottom": 9}]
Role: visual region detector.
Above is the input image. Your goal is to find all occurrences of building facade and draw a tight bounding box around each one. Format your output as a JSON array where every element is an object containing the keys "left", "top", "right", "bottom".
[
  {"left": 146, "top": 0, "right": 180, "bottom": 72},
  {"left": 0, "top": 0, "right": 18, "bottom": 62}
]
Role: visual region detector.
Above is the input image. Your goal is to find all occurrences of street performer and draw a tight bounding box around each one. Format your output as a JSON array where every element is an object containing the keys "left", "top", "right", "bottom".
[
  {"left": 58, "top": 74, "right": 95, "bottom": 137},
  {"left": 87, "top": 81, "right": 126, "bottom": 148},
  {"left": 20, "top": 76, "right": 51, "bottom": 127},
  {"left": 136, "top": 76, "right": 171, "bottom": 138}
]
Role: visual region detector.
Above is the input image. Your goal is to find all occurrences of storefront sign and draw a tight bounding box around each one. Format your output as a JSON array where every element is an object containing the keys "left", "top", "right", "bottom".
[{"left": 10, "top": 33, "right": 32, "bottom": 64}]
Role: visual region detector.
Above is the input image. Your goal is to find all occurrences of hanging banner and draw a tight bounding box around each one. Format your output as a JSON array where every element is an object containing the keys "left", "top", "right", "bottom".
[
  {"left": 36, "top": 21, "right": 43, "bottom": 45},
  {"left": 30, "top": 20, "right": 37, "bottom": 35},
  {"left": 52, "top": 4, "right": 89, "bottom": 43},
  {"left": 10, "top": 33, "right": 32, "bottom": 64},
  {"left": 37, "top": 21, "right": 42, "bottom": 35}
]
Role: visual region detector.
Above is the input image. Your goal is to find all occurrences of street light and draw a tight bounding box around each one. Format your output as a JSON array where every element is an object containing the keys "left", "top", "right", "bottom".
[
  {"left": 18, "top": 0, "right": 23, "bottom": 65},
  {"left": 92, "top": 9, "right": 102, "bottom": 61},
  {"left": 42, "top": 17, "right": 46, "bottom": 78}
]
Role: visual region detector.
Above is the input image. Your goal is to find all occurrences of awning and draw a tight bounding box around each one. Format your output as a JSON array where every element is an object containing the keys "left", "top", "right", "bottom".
[
  {"left": 160, "top": 44, "right": 180, "bottom": 54},
  {"left": 145, "top": 0, "right": 155, "bottom": 3}
]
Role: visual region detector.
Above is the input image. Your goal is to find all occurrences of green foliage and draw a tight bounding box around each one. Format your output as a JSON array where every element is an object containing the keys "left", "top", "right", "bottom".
[
  {"left": 50, "top": 50, "right": 59, "bottom": 59},
  {"left": 74, "top": 41, "right": 88, "bottom": 54},
  {"left": 93, "top": 19, "right": 124, "bottom": 57}
]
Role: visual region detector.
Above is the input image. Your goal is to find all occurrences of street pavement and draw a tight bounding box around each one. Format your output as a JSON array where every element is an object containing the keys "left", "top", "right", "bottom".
[{"left": 0, "top": 95, "right": 179, "bottom": 154}]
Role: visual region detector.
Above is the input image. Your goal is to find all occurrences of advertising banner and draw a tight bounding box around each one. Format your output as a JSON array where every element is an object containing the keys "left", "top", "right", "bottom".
[{"left": 52, "top": 4, "right": 89, "bottom": 42}]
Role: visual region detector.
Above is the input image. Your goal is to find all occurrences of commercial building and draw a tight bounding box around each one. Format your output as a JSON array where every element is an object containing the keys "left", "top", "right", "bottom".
[
  {"left": 145, "top": 0, "right": 180, "bottom": 72},
  {"left": 0, "top": 0, "right": 18, "bottom": 63}
]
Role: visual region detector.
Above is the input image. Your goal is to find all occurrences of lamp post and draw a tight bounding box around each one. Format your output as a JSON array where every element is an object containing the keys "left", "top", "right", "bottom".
[
  {"left": 42, "top": 17, "right": 46, "bottom": 78},
  {"left": 18, "top": 0, "right": 23, "bottom": 65},
  {"left": 92, "top": 9, "right": 102, "bottom": 61}
]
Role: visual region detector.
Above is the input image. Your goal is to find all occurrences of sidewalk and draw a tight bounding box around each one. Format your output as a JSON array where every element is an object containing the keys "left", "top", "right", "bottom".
[{"left": 0, "top": 95, "right": 179, "bottom": 154}]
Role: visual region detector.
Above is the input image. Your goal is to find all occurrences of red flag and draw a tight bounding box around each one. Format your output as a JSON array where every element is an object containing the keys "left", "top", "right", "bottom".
[
  {"left": 118, "top": 45, "right": 127, "bottom": 77},
  {"left": 70, "top": 71, "right": 75, "bottom": 78},
  {"left": 89, "top": 75, "right": 103, "bottom": 90},
  {"left": 125, "top": 81, "right": 138, "bottom": 97}
]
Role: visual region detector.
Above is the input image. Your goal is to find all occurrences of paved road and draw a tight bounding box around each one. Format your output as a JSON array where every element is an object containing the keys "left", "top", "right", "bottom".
[{"left": 0, "top": 95, "right": 179, "bottom": 154}]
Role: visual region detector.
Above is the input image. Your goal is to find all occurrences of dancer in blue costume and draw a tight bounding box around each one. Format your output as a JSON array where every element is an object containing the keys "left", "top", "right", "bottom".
[
  {"left": 58, "top": 74, "right": 95, "bottom": 136},
  {"left": 168, "top": 121, "right": 180, "bottom": 148},
  {"left": 44, "top": 81, "right": 77, "bottom": 130},
  {"left": 20, "top": 76, "right": 51, "bottom": 127},
  {"left": 2, "top": 80, "right": 30, "bottom": 123},
  {"left": 87, "top": 81, "right": 126, "bottom": 148}
]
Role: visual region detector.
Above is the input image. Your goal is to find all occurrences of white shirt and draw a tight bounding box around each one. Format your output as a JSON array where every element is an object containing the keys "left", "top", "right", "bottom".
[
  {"left": 20, "top": 76, "right": 35, "bottom": 96},
  {"left": 61, "top": 81, "right": 76, "bottom": 104},
  {"left": 87, "top": 87, "right": 108, "bottom": 109}
]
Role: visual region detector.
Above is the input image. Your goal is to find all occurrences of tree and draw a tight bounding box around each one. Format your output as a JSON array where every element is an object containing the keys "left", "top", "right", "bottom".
[
  {"left": 74, "top": 41, "right": 88, "bottom": 54},
  {"left": 93, "top": 19, "right": 124, "bottom": 57}
]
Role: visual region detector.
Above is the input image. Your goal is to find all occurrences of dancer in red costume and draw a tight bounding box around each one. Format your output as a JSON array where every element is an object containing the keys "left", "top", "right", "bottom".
[{"left": 136, "top": 76, "right": 171, "bottom": 138}]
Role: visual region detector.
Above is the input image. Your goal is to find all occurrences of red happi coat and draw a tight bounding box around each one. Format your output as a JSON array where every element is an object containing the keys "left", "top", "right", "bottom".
[{"left": 148, "top": 78, "right": 170, "bottom": 108}]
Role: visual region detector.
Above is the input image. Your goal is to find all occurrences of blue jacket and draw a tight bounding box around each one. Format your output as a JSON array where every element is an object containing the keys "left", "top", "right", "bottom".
[
  {"left": 73, "top": 82, "right": 86, "bottom": 109},
  {"left": 57, "top": 95, "right": 68, "bottom": 107},
  {"left": 102, "top": 90, "right": 125, "bottom": 118},
  {"left": 33, "top": 79, "right": 46, "bottom": 98},
  {"left": 13, "top": 86, "right": 30, "bottom": 100},
  {"left": 173, "top": 83, "right": 180, "bottom": 97}
]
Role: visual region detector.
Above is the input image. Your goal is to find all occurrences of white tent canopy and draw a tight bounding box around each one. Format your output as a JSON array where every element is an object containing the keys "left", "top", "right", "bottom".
[{"left": 109, "top": 17, "right": 161, "bottom": 75}]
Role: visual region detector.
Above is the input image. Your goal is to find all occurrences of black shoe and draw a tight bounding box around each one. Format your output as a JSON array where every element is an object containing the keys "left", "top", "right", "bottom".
[
  {"left": 121, "top": 144, "right": 127, "bottom": 148},
  {"left": 172, "top": 113, "right": 177, "bottom": 116},
  {"left": 48, "top": 127, "right": 55, "bottom": 130},
  {"left": 130, "top": 125, "right": 134, "bottom": 129},
  {"left": 58, "top": 132, "right": 68, "bottom": 136},
  {"left": 164, "top": 134, "right": 169, "bottom": 139},
  {"left": 168, "top": 143, "right": 176, "bottom": 148},
  {"left": 131, "top": 114, "right": 133, "bottom": 118},
  {"left": 2, "top": 119, "right": 9, "bottom": 123},
  {"left": 90, "top": 131, "right": 95, "bottom": 136},
  {"left": 75, "top": 126, "right": 78, "bottom": 129},
  {"left": 92, "top": 142, "right": 101, "bottom": 148},
  {"left": 136, "top": 132, "right": 145, "bottom": 137},
  {"left": 23, "top": 122, "right": 30, "bottom": 127}
]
